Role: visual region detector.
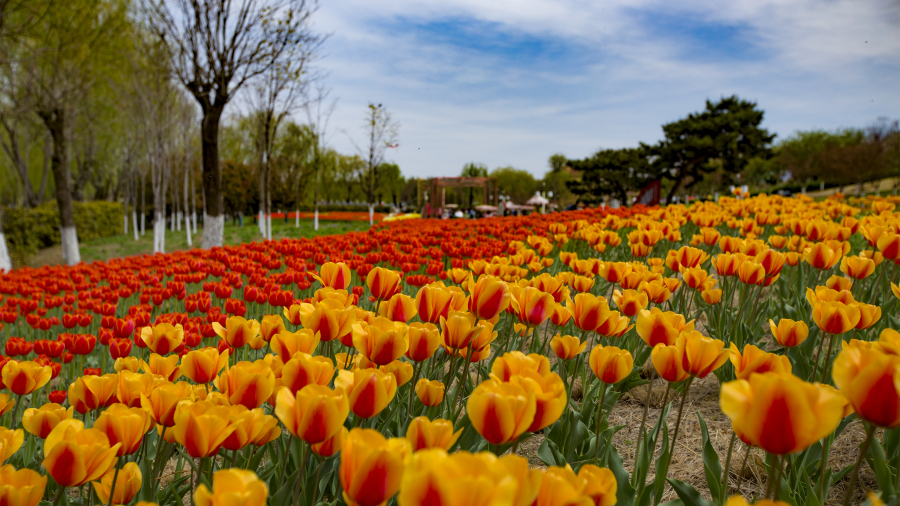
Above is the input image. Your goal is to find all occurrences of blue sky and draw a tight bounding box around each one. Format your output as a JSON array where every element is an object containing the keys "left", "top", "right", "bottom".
[{"left": 306, "top": 0, "right": 900, "bottom": 179}]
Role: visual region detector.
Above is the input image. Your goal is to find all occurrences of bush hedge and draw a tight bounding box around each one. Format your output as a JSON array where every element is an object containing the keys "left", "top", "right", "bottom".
[
  {"left": 2, "top": 200, "right": 123, "bottom": 265},
  {"left": 291, "top": 204, "right": 393, "bottom": 213}
]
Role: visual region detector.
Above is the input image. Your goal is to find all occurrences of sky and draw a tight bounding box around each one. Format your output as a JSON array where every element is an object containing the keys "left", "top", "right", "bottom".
[{"left": 305, "top": 0, "right": 900, "bottom": 179}]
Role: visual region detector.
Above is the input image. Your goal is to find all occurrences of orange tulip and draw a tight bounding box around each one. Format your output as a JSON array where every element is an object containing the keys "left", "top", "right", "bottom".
[
  {"left": 367, "top": 266, "right": 403, "bottom": 301},
  {"left": 467, "top": 275, "right": 511, "bottom": 321},
  {"left": 589, "top": 345, "right": 633, "bottom": 384},
  {"left": 877, "top": 232, "right": 900, "bottom": 261},
  {"left": 335, "top": 368, "right": 398, "bottom": 419},
  {"left": 340, "top": 429, "right": 411, "bottom": 506},
  {"left": 213, "top": 316, "right": 261, "bottom": 349},
  {"left": 22, "top": 403, "right": 73, "bottom": 439},
  {"left": 439, "top": 311, "right": 484, "bottom": 351},
  {"left": 511, "top": 286, "right": 556, "bottom": 326},
  {"left": 510, "top": 369, "right": 567, "bottom": 432},
  {"left": 0, "top": 464, "right": 46, "bottom": 506},
  {"left": 275, "top": 385, "right": 349, "bottom": 443},
  {"left": 93, "top": 462, "right": 142, "bottom": 505},
  {"left": 172, "top": 401, "right": 236, "bottom": 458},
  {"left": 405, "top": 417, "right": 462, "bottom": 451},
  {"left": 639, "top": 280, "right": 671, "bottom": 304},
  {"left": 194, "top": 468, "right": 269, "bottom": 506},
  {"left": 840, "top": 256, "right": 876, "bottom": 279},
  {"left": 551, "top": 303, "right": 573, "bottom": 326},
  {"left": 550, "top": 334, "right": 587, "bottom": 360},
  {"left": 720, "top": 372, "right": 845, "bottom": 454},
  {"left": 595, "top": 311, "right": 633, "bottom": 338},
  {"left": 806, "top": 285, "right": 856, "bottom": 305},
  {"left": 803, "top": 241, "right": 845, "bottom": 270},
  {"left": 378, "top": 293, "right": 418, "bottom": 323},
  {"left": 415, "top": 379, "right": 445, "bottom": 407},
  {"left": 352, "top": 317, "right": 409, "bottom": 366},
  {"left": 140, "top": 323, "right": 184, "bottom": 355},
  {"left": 42, "top": 419, "right": 121, "bottom": 486},
  {"left": 141, "top": 353, "right": 181, "bottom": 381},
  {"left": 312, "top": 261, "right": 352, "bottom": 289},
  {"left": 216, "top": 360, "right": 276, "bottom": 409},
  {"left": 567, "top": 293, "right": 610, "bottom": 333},
  {"left": 0, "top": 427, "right": 23, "bottom": 463},
  {"left": 737, "top": 260, "right": 766, "bottom": 285},
  {"left": 1, "top": 360, "right": 52, "bottom": 396},
  {"left": 116, "top": 370, "right": 156, "bottom": 408},
  {"left": 114, "top": 357, "right": 141, "bottom": 373},
  {"left": 467, "top": 379, "right": 536, "bottom": 445},
  {"left": 767, "top": 319, "right": 808, "bottom": 348},
  {"left": 612, "top": 289, "right": 648, "bottom": 317},
  {"left": 259, "top": 314, "right": 286, "bottom": 343},
  {"left": 406, "top": 322, "right": 440, "bottom": 362},
  {"left": 279, "top": 352, "right": 335, "bottom": 393},
  {"left": 93, "top": 403, "right": 153, "bottom": 456},
  {"left": 490, "top": 351, "right": 551, "bottom": 381},
  {"left": 679, "top": 331, "right": 729, "bottom": 378},
  {"left": 833, "top": 346, "right": 900, "bottom": 428},
  {"left": 67, "top": 374, "right": 118, "bottom": 414},
  {"left": 701, "top": 288, "right": 722, "bottom": 305},
  {"left": 0, "top": 394, "right": 12, "bottom": 418},
  {"left": 300, "top": 299, "right": 356, "bottom": 343},
  {"left": 756, "top": 249, "right": 786, "bottom": 278},
  {"left": 681, "top": 267, "right": 709, "bottom": 291},
  {"left": 636, "top": 308, "right": 694, "bottom": 348},
  {"left": 181, "top": 347, "right": 229, "bottom": 384},
  {"left": 381, "top": 360, "right": 414, "bottom": 387},
  {"left": 825, "top": 275, "right": 853, "bottom": 292},
  {"left": 270, "top": 328, "right": 320, "bottom": 362},
  {"left": 651, "top": 343, "right": 689, "bottom": 383},
  {"left": 712, "top": 254, "right": 739, "bottom": 277},
  {"left": 140, "top": 380, "right": 195, "bottom": 427},
  {"left": 811, "top": 301, "right": 861, "bottom": 334},
  {"left": 729, "top": 343, "right": 792, "bottom": 380},
  {"left": 415, "top": 285, "right": 459, "bottom": 324},
  {"left": 312, "top": 426, "right": 348, "bottom": 457}
]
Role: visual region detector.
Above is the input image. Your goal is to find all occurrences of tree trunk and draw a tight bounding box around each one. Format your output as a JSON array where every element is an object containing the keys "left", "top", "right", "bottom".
[
  {"left": 200, "top": 106, "right": 225, "bottom": 248},
  {"left": 140, "top": 172, "right": 146, "bottom": 235},
  {"left": 39, "top": 108, "right": 80, "bottom": 265},
  {"left": 184, "top": 160, "right": 192, "bottom": 247},
  {"left": 313, "top": 161, "right": 319, "bottom": 231},
  {"left": 0, "top": 208, "right": 11, "bottom": 272},
  {"left": 664, "top": 172, "right": 684, "bottom": 205}
]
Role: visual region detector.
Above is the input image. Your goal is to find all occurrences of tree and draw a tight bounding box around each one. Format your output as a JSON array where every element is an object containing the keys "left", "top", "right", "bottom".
[
  {"left": 144, "top": 0, "right": 319, "bottom": 248},
  {"left": 377, "top": 163, "right": 405, "bottom": 207},
  {"left": 355, "top": 103, "right": 399, "bottom": 225},
  {"left": 654, "top": 96, "right": 774, "bottom": 203},
  {"left": 777, "top": 128, "right": 862, "bottom": 191},
  {"left": 566, "top": 146, "right": 655, "bottom": 206},
  {"left": 491, "top": 166, "right": 536, "bottom": 204},
  {"left": 461, "top": 162, "right": 487, "bottom": 208},
  {"left": 304, "top": 84, "right": 336, "bottom": 230},
  {"left": 818, "top": 120, "right": 899, "bottom": 192}
]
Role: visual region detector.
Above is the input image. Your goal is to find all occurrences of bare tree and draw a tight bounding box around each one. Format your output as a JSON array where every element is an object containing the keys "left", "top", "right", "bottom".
[
  {"left": 143, "top": 0, "right": 320, "bottom": 248},
  {"left": 350, "top": 103, "right": 399, "bottom": 226},
  {"left": 304, "top": 83, "right": 335, "bottom": 231}
]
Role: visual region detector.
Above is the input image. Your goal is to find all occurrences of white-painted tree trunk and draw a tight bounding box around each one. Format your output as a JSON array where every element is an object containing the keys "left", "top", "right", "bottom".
[
  {"left": 0, "top": 233, "right": 11, "bottom": 272},
  {"left": 202, "top": 214, "right": 224, "bottom": 249},
  {"left": 266, "top": 213, "right": 272, "bottom": 240},
  {"left": 295, "top": 208, "right": 299, "bottom": 228},
  {"left": 60, "top": 226, "right": 80, "bottom": 266},
  {"left": 123, "top": 214, "right": 128, "bottom": 235},
  {"left": 368, "top": 204, "right": 374, "bottom": 226},
  {"left": 154, "top": 212, "right": 166, "bottom": 254},
  {"left": 192, "top": 212, "right": 197, "bottom": 233},
  {"left": 258, "top": 211, "right": 265, "bottom": 236},
  {"left": 132, "top": 211, "right": 139, "bottom": 241},
  {"left": 185, "top": 213, "right": 192, "bottom": 247},
  {"left": 177, "top": 211, "right": 182, "bottom": 231},
  {"left": 314, "top": 208, "right": 319, "bottom": 231},
  {"left": 141, "top": 213, "right": 145, "bottom": 236}
]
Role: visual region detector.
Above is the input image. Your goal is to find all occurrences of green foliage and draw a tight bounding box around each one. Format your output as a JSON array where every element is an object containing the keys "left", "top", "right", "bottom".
[
  {"left": 567, "top": 146, "right": 655, "bottom": 206},
  {"left": 491, "top": 166, "right": 537, "bottom": 204},
  {"left": 461, "top": 162, "right": 488, "bottom": 178},
  {"left": 2, "top": 200, "right": 123, "bottom": 265},
  {"left": 377, "top": 163, "right": 405, "bottom": 206}
]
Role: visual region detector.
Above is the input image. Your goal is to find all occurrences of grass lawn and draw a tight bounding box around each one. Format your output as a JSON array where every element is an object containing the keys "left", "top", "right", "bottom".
[{"left": 27, "top": 218, "right": 369, "bottom": 267}]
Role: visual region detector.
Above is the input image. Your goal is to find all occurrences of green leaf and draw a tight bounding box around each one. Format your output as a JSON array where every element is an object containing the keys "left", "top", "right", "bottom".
[
  {"left": 606, "top": 444, "right": 637, "bottom": 506},
  {"left": 272, "top": 468, "right": 301, "bottom": 506},
  {"left": 697, "top": 412, "right": 722, "bottom": 501},
  {"left": 537, "top": 438, "right": 566, "bottom": 467},
  {"left": 866, "top": 437, "right": 896, "bottom": 497},
  {"left": 667, "top": 478, "right": 714, "bottom": 506}
]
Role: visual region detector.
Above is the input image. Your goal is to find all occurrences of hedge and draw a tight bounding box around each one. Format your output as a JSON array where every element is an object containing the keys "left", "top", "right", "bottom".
[
  {"left": 291, "top": 204, "right": 393, "bottom": 213},
  {"left": 2, "top": 200, "right": 123, "bottom": 266}
]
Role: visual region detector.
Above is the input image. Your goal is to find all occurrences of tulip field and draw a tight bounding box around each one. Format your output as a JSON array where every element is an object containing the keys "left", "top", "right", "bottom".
[{"left": 1, "top": 193, "right": 900, "bottom": 506}]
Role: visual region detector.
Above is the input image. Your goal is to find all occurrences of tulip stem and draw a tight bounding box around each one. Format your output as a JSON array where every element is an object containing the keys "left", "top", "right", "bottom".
[
  {"left": 8, "top": 394, "right": 19, "bottom": 431},
  {"left": 107, "top": 458, "right": 122, "bottom": 506},
  {"left": 293, "top": 443, "right": 312, "bottom": 506},
  {"left": 406, "top": 360, "right": 422, "bottom": 421},
  {"left": 811, "top": 332, "right": 828, "bottom": 382},
  {"left": 655, "top": 377, "right": 693, "bottom": 506},
  {"left": 54, "top": 486, "right": 67, "bottom": 506},
  {"left": 634, "top": 377, "right": 655, "bottom": 471},
  {"left": 593, "top": 382, "right": 609, "bottom": 464},
  {"left": 772, "top": 455, "right": 784, "bottom": 500},
  {"left": 721, "top": 431, "right": 737, "bottom": 504},
  {"left": 842, "top": 424, "right": 876, "bottom": 506},
  {"left": 819, "top": 333, "right": 838, "bottom": 384}
]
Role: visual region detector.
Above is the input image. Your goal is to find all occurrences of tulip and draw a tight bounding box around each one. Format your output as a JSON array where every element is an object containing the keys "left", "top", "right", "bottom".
[
  {"left": 0, "top": 427, "right": 23, "bottom": 463},
  {"left": 259, "top": 314, "right": 286, "bottom": 343},
  {"left": 636, "top": 308, "right": 694, "bottom": 348},
  {"left": 141, "top": 353, "right": 182, "bottom": 381},
  {"left": 93, "top": 403, "right": 153, "bottom": 456},
  {"left": 68, "top": 374, "right": 118, "bottom": 414},
  {"left": 467, "top": 379, "right": 536, "bottom": 445},
  {"left": 406, "top": 416, "right": 462, "bottom": 451},
  {"left": 283, "top": 303, "right": 306, "bottom": 326},
  {"left": 367, "top": 267, "right": 403, "bottom": 301},
  {"left": 181, "top": 348, "right": 230, "bottom": 384},
  {"left": 511, "top": 286, "right": 556, "bottom": 326},
  {"left": 0, "top": 394, "right": 11, "bottom": 419},
  {"left": 312, "top": 426, "right": 348, "bottom": 457},
  {"left": 381, "top": 360, "right": 413, "bottom": 387},
  {"left": 467, "top": 275, "right": 511, "bottom": 321},
  {"left": 194, "top": 468, "right": 269, "bottom": 506},
  {"left": 803, "top": 242, "right": 845, "bottom": 270},
  {"left": 415, "top": 378, "right": 445, "bottom": 407},
  {"left": 415, "top": 284, "right": 459, "bottom": 324},
  {"left": 721, "top": 372, "right": 845, "bottom": 454},
  {"left": 1, "top": 360, "right": 51, "bottom": 396},
  {"left": 877, "top": 232, "right": 900, "bottom": 261},
  {"left": 612, "top": 289, "right": 648, "bottom": 317},
  {"left": 510, "top": 369, "right": 567, "bottom": 432},
  {"left": 638, "top": 280, "right": 671, "bottom": 304},
  {"left": 279, "top": 353, "right": 335, "bottom": 393},
  {"left": 811, "top": 301, "right": 861, "bottom": 334},
  {"left": 216, "top": 360, "right": 276, "bottom": 409},
  {"left": 806, "top": 285, "right": 856, "bottom": 305},
  {"left": 93, "top": 462, "right": 142, "bottom": 505},
  {"left": 679, "top": 331, "right": 729, "bottom": 378},
  {"left": 713, "top": 254, "right": 739, "bottom": 277},
  {"left": 140, "top": 323, "right": 184, "bottom": 355},
  {"left": 270, "top": 328, "right": 320, "bottom": 362},
  {"left": 42, "top": 419, "right": 121, "bottom": 487},
  {"left": 567, "top": 293, "right": 611, "bottom": 333},
  {"left": 490, "top": 351, "right": 552, "bottom": 381},
  {"left": 377, "top": 293, "right": 418, "bottom": 323},
  {"left": 0, "top": 464, "right": 46, "bottom": 506},
  {"left": 737, "top": 260, "right": 766, "bottom": 285},
  {"left": 854, "top": 303, "right": 882, "bottom": 330},
  {"left": 352, "top": 317, "right": 409, "bottom": 366},
  {"left": 397, "top": 450, "right": 542, "bottom": 506},
  {"left": 589, "top": 345, "right": 633, "bottom": 384},
  {"left": 335, "top": 368, "right": 397, "bottom": 419},
  {"left": 312, "top": 262, "right": 352, "bottom": 289},
  {"left": 221, "top": 405, "right": 274, "bottom": 451},
  {"left": 340, "top": 429, "right": 410, "bottom": 506},
  {"left": 681, "top": 267, "right": 709, "bottom": 290},
  {"left": 116, "top": 370, "right": 156, "bottom": 408},
  {"left": 212, "top": 316, "right": 261, "bottom": 349},
  {"left": 724, "top": 498, "right": 790, "bottom": 506},
  {"left": 651, "top": 343, "right": 690, "bottom": 383},
  {"left": 300, "top": 299, "right": 356, "bottom": 343},
  {"left": 534, "top": 465, "right": 593, "bottom": 506},
  {"left": 140, "top": 381, "right": 195, "bottom": 427},
  {"left": 440, "top": 311, "right": 484, "bottom": 351},
  {"left": 595, "top": 310, "right": 633, "bottom": 338},
  {"left": 22, "top": 403, "right": 73, "bottom": 439},
  {"left": 833, "top": 346, "right": 900, "bottom": 428},
  {"left": 114, "top": 356, "right": 141, "bottom": 373},
  {"left": 406, "top": 322, "right": 440, "bottom": 362},
  {"left": 172, "top": 401, "right": 236, "bottom": 458},
  {"left": 729, "top": 343, "right": 792, "bottom": 380},
  {"left": 550, "top": 334, "right": 587, "bottom": 361},
  {"left": 579, "top": 465, "right": 617, "bottom": 506},
  {"left": 840, "top": 256, "right": 876, "bottom": 279}
]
